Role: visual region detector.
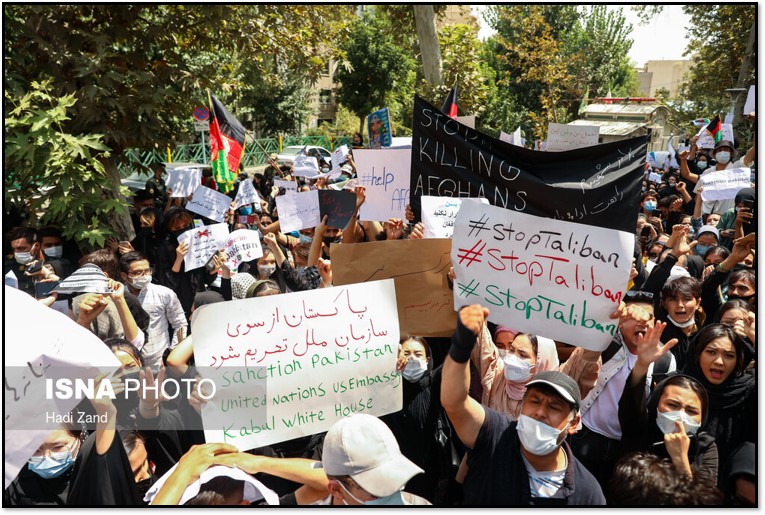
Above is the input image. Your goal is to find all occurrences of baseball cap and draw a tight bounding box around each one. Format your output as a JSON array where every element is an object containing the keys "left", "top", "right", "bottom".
[
  {"left": 696, "top": 225, "right": 720, "bottom": 241},
  {"left": 316, "top": 414, "right": 424, "bottom": 497},
  {"left": 713, "top": 139, "right": 734, "bottom": 152},
  {"left": 526, "top": 371, "right": 581, "bottom": 412}
]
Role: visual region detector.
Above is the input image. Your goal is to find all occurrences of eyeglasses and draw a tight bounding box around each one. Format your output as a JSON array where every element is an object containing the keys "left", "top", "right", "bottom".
[
  {"left": 29, "top": 440, "right": 78, "bottom": 464},
  {"left": 128, "top": 268, "right": 152, "bottom": 277}
]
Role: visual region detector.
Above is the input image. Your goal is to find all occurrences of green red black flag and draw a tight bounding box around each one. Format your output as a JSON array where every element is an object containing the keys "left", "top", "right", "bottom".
[
  {"left": 441, "top": 82, "right": 458, "bottom": 119},
  {"left": 208, "top": 91, "right": 246, "bottom": 194},
  {"left": 705, "top": 114, "right": 722, "bottom": 143}
]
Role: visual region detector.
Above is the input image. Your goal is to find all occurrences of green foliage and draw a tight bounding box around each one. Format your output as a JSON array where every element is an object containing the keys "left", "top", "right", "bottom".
[
  {"left": 4, "top": 80, "right": 125, "bottom": 250},
  {"left": 333, "top": 11, "right": 416, "bottom": 132}
]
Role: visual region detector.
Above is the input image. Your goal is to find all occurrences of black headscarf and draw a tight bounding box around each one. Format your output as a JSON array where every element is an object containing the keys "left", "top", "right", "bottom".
[{"left": 193, "top": 291, "right": 224, "bottom": 308}]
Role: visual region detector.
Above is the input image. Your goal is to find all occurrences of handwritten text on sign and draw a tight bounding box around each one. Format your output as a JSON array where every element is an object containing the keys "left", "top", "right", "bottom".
[
  {"left": 546, "top": 123, "right": 600, "bottom": 152},
  {"left": 420, "top": 196, "right": 489, "bottom": 239},
  {"left": 191, "top": 280, "right": 401, "bottom": 451},
  {"left": 177, "top": 223, "right": 230, "bottom": 271},
  {"left": 452, "top": 201, "right": 633, "bottom": 351},
  {"left": 696, "top": 123, "right": 735, "bottom": 149},
  {"left": 223, "top": 229, "right": 263, "bottom": 270},
  {"left": 186, "top": 184, "right": 234, "bottom": 223},
  {"left": 355, "top": 149, "right": 411, "bottom": 221},
  {"left": 698, "top": 168, "right": 751, "bottom": 202}
]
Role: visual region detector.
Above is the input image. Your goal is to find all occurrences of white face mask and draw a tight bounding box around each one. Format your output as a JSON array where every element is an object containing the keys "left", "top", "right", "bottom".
[
  {"left": 258, "top": 264, "right": 276, "bottom": 277},
  {"left": 337, "top": 480, "right": 405, "bottom": 506},
  {"left": 666, "top": 313, "right": 696, "bottom": 328},
  {"left": 697, "top": 160, "right": 708, "bottom": 170},
  {"left": 503, "top": 353, "right": 533, "bottom": 383},
  {"left": 715, "top": 151, "right": 731, "bottom": 165},
  {"left": 516, "top": 414, "right": 571, "bottom": 456},
  {"left": 656, "top": 410, "right": 700, "bottom": 435},
  {"left": 43, "top": 246, "right": 63, "bottom": 258},
  {"left": 14, "top": 252, "right": 34, "bottom": 264},
  {"left": 497, "top": 349, "right": 508, "bottom": 360},
  {"left": 130, "top": 275, "right": 152, "bottom": 290},
  {"left": 402, "top": 358, "right": 428, "bottom": 382}
]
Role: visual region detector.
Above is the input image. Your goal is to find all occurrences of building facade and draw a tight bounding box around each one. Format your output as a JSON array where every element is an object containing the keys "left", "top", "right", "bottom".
[{"left": 635, "top": 60, "right": 692, "bottom": 98}]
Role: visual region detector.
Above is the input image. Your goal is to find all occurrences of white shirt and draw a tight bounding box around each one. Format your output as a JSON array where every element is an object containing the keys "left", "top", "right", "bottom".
[
  {"left": 135, "top": 282, "right": 187, "bottom": 369},
  {"left": 693, "top": 158, "right": 748, "bottom": 215},
  {"left": 581, "top": 349, "right": 637, "bottom": 440},
  {"left": 521, "top": 454, "right": 566, "bottom": 499}
]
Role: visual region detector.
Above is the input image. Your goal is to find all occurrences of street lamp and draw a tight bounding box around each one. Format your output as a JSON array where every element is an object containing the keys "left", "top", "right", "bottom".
[{"left": 724, "top": 87, "right": 747, "bottom": 126}]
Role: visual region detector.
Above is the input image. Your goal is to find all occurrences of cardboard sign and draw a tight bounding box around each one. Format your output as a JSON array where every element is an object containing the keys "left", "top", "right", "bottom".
[
  {"left": 177, "top": 223, "right": 230, "bottom": 271},
  {"left": 4, "top": 287, "right": 122, "bottom": 488},
  {"left": 698, "top": 168, "right": 751, "bottom": 202},
  {"left": 355, "top": 149, "right": 410, "bottom": 222},
  {"left": 167, "top": 167, "right": 203, "bottom": 198},
  {"left": 367, "top": 107, "right": 392, "bottom": 149},
  {"left": 275, "top": 190, "right": 320, "bottom": 233},
  {"left": 222, "top": 229, "right": 264, "bottom": 270},
  {"left": 546, "top": 123, "right": 600, "bottom": 152},
  {"left": 191, "top": 280, "right": 402, "bottom": 451},
  {"left": 186, "top": 184, "right": 233, "bottom": 223},
  {"left": 696, "top": 123, "right": 735, "bottom": 149},
  {"left": 420, "top": 196, "right": 489, "bottom": 239},
  {"left": 234, "top": 178, "right": 260, "bottom": 209},
  {"left": 451, "top": 200, "right": 633, "bottom": 351},
  {"left": 332, "top": 239, "right": 456, "bottom": 337},
  {"left": 292, "top": 155, "right": 319, "bottom": 177}
]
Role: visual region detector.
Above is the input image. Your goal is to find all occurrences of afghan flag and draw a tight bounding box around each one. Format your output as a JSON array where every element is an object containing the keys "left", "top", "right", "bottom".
[
  {"left": 705, "top": 114, "right": 722, "bottom": 143},
  {"left": 441, "top": 82, "right": 458, "bottom": 119},
  {"left": 208, "top": 91, "right": 246, "bottom": 194},
  {"left": 691, "top": 118, "right": 710, "bottom": 127}
]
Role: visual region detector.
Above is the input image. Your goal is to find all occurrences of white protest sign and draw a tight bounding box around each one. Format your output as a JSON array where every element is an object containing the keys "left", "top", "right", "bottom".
[
  {"left": 451, "top": 201, "right": 633, "bottom": 351},
  {"left": 500, "top": 126, "right": 525, "bottom": 147},
  {"left": 698, "top": 168, "right": 751, "bottom": 202},
  {"left": 647, "top": 151, "right": 670, "bottom": 169},
  {"left": 420, "top": 196, "right": 489, "bottom": 239},
  {"left": 355, "top": 149, "right": 410, "bottom": 221},
  {"left": 292, "top": 155, "right": 319, "bottom": 177},
  {"left": 499, "top": 131, "right": 512, "bottom": 144},
  {"left": 275, "top": 190, "right": 320, "bottom": 233},
  {"left": 330, "top": 145, "right": 350, "bottom": 172},
  {"left": 222, "top": 229, "right": 263, "bottom": 270},
  {"left": 191, "top": 280, "right": 401, "bottom": 451},
  {"left": 186, "top": 184, "right": 233, "bottom": 223},
  {"left": 546, "top": 123, "right": 599, "bottom": 152},
  {"left": 4, "top": 287, "right": 122, "bottom": 488},
  {"left": 5, "top": 270, "right": 18, "bottom": 289},
  {"left": 177, "top": 223, "right": 230, "bottom": 271},
  {"left": 273, "top": 178, "right": 298, "bottom": 195},
  {"left": 167, "top": 167, "right": 202, "bottom": 198},
  {"left": 696, "top": 123, "right": 734, "bottom": 149},
  {"left": 234, "top": 178, "right": 260, "bottom": 209},
  {"left": 648, "top": 172, "right": 663, "bottom": 184},
  {"left": 743, "top": 85, "right": 755, "bottom": 115}
]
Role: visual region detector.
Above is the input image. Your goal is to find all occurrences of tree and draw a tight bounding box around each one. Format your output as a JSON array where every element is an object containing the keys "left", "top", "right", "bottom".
[
  {"left": 413, "top": 5, "right": 443, "bottom": 88},
  {"left": 333, "top": 11, "right": 415, "bottom": 133},
  {"left": 4, "top": 5, "right": 351, "bottom": 240}
]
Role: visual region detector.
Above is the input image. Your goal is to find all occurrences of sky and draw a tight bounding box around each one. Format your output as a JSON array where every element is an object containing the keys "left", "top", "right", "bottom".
[{"left": 472, "top": 5, "right": 690, "bottom": 67}]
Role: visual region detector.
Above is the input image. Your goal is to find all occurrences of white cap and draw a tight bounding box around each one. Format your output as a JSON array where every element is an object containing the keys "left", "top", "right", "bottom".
[{"left": 317, "top": 414, "right": 423, "bottom": 497}]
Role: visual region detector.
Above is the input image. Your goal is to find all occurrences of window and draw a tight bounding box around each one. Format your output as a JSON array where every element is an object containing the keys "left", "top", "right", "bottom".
[{"left": 319, "top": 89, "right": 332, "bottom": 105}]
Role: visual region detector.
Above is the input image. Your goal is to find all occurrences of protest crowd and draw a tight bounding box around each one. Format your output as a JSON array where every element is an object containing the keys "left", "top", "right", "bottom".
[{"left": 3, "top": 89, "right": 756, "bottom": 507}]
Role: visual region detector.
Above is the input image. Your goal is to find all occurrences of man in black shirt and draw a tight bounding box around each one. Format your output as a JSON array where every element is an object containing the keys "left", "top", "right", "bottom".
[{"left": 441, "top": 304, "right": 605, "bottom": 505}]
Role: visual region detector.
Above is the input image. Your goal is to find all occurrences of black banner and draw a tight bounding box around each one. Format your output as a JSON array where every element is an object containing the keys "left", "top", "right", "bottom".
[{"left": 409, "top": 96, "right": 648, "bottom": 233}]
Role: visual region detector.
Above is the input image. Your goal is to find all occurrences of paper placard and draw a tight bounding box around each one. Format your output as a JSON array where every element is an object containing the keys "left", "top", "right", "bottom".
[
  {"left": 4, "top": 286, "right": 122, "bottom": 488},
  {"left": 332, "top": 239, "right": 456, "bottom": 337},
  {"left": 355, "top": 149, "right": 410, "bottom": 222},
  {"left": 647, "top": 151, "right": 670, "bottom": 169},
  {"left": 331, "top": 145, "right": 350, "bottom": 173},
  {"left": 275, "top": 190, "right": 321, "bottom": 233},
  {"left": 177, "top": 223, "right": 230, "bottom": 271},
  {"left": 455, "top": 115, "right": 476, "bottom": 129},
  {"left": 500, "top": 127, "right": 524, "bottom": 147},
  {"left": 318, "top": 190, "right": 357, "bottom": 229},
  {"left": 5, "top": 270, "right": 18, "bottom": 289},
  {"left": 546, "top": 123, "right": 600, "bottom": 152},
  {"left": 696, "top": 123, "right": 734, "bottom": 149},
  {"left": 648, "top": 172, "right": 663, "bottom": 184},
  {"left": 273, "top": 178, "right": 298, "bottom": 196},
  {"left": 743, "top": 85, "right": 755, "bottom": 115},
  {"left": 186, "top": 184, "right": 233, "bottom": 223},
  {"left": 167, "top": 167, "right": 202, "bottom": 198},
  {"left": 222, "top": 229, "right": 263, "bottom": 270},
  {"left": 451, "top": 201, "right": 633, "bottom": 351},
  {"left": 420, "top": 196, "right": 489, "bottom": 239},
  {"left": 292, "top": 155, "right": 319, "bottom": 177},
  {"left": 192, "top": 280, "right": 401, "bottom": 451},
  {"left": 698, "top": 168, "right": 751, "bottom": 202},
  {"left": 234, "top": 178, "right": 260, "bottom": 209}
]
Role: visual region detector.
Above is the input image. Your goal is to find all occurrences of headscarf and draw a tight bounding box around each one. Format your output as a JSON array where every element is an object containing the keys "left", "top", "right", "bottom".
[
  {"left": 494, "top": 326, "right": 519, "bottom": 341},
  {"left": 231, "top": 273, "right": 257, "bottom": 300},
  {"left": 193, "top": 291, "right": 224, "bottom": 308},
  {"left": 734, "top": 187, "right": 755, "bottom": 205},
  {"left": 504, "top": 335, "right": 560, "bottom": 401}
]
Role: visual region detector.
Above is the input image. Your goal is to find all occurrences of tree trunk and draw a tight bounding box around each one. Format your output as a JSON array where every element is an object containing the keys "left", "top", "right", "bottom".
[
  {"left": 732, "top": 20, "right": 755, "bottom": 140},
  {"left": 359, "top": 116, "right": 365, "bottom": 136},
  {"left": 102, "top": 155, "right": 136, "bottom": 242},
  {"left": 413, "top": 5, "right": 443, "bottom": 88}
]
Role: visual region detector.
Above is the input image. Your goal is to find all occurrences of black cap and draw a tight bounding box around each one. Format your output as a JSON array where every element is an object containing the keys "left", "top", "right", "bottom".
[
  {"left": 526, "top": 371, "right": 581, "bottom": 411},
  {"left": 134, "top": 189, "right": 154, "bottom": 202},
  {"left": 713, "top": 139, "right": 734, "bottom": 152}
]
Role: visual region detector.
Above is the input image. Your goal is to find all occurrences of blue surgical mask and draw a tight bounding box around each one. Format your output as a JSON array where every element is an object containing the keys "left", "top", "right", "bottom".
[
  {"left": 43, "top": 246, "right": 63, "bottom": 258},
  {"left": 298, "top": 233, "right": 313, "bottom": 245},
  {"left": 715, "top": 151, "right": 731, "bottom": 165},
  {"left": 28, "top": 451, "right": 76, "bottom": 479},
  {"left": 695, "top": 243, "right": 712, "bottom": 256},
  {"left": 337, "top": 481, "right": 405, "bottom": 506},
  {"left": 643, "top": 201, "right": 657, "bottom": 212},
  {"left": 697, "top": 160, "right": 708, "bottom": 170},
  {"left": 240, "top": 206, "right": 253, "bottom": 216}
]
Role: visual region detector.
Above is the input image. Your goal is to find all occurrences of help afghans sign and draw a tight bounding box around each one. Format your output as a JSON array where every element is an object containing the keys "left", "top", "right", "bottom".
[
  {"left": 452, "top": 201, "right": 634, "bottom": 351},
  {"left": 191, "top": 280, "right": 401, "bottom": 451},
  {"left": 409, "top": 96, "right": 647, "bottom": 234}
]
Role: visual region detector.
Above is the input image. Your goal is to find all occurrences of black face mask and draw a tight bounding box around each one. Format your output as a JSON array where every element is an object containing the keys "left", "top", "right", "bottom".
[
  {"left": 112, "top": 371, "right": 141, "bottom": 417},
  {"left": 169, "top": 225, "right": 193, "bottom": 240},
  {"left": 136, "top": 471, "right": 157, "bottom": 502},
  {"left": 323, "top": 236, "right": 340, "bottom": 248}
]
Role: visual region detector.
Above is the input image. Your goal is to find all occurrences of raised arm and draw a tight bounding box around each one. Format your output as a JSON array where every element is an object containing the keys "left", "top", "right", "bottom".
[
  {"left": 441, "top": 305, "right": 489, "bottom": 449},
  {"left": 678, "top": 150, "right": 699, "bottom": 184}
]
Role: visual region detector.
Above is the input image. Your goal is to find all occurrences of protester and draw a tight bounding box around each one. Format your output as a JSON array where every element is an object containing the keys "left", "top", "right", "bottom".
[{"left": 145, "top": 163, "right": 169, "bottom": 210}]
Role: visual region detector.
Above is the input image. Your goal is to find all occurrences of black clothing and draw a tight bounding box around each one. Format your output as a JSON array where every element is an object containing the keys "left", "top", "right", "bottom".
[
  {"left": 145, "top": 176, "right": 168, "bottom": 208},
  {"left": 463, "top": 407, "right": 605, "bottom": 505},
  {"left": 3, "top": 257, "right": 36, "bottom": 297}
]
